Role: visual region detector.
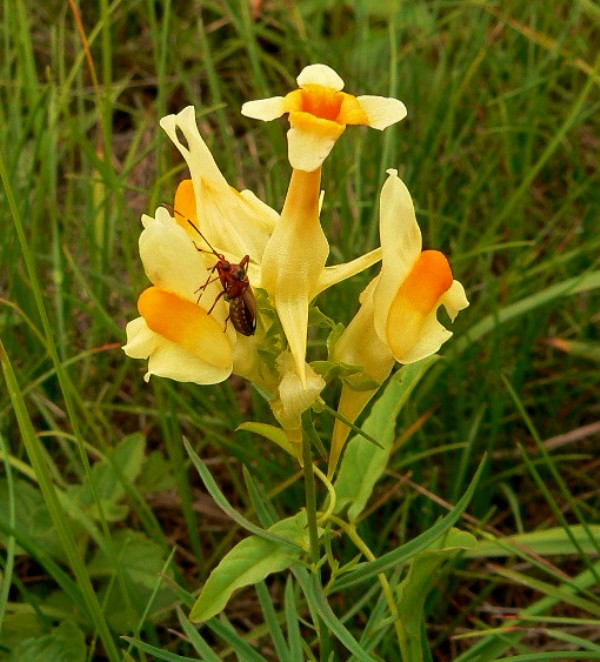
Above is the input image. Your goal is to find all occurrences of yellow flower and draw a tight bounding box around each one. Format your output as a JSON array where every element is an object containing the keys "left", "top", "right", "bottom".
[
  {"left": 123, "top": 208, "right": 235, "bottom": 384},
  {"left": 124, "top": 104, "right": 381, "bottom": 449},
  {"left": 124, "top": 107, "right": 281, "bottom": 385},
  {"left": 329, "top": 170, "right": 469, "bottom": 475},
  {"left": 242, "top": 64, "right": 407, "bottom": 172},
  {"left": 242, "top": 66, "right": 400, "bottom": 385}
]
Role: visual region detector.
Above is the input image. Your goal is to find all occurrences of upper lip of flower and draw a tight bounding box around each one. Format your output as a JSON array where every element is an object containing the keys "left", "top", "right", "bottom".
[{"left": 159, "top": 106, "right": 279, "bottom": 262}]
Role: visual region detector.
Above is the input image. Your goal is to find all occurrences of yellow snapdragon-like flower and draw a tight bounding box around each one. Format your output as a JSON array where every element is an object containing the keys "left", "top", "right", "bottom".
[
  {"left": 123, "top": 208, "right": 236, "bottom": 384},
  {"left": 329, "top": 170, "right": 469, "bottom": 475},
  {"left": 123, "top": 106, "right": 341, "bottom": 443},
  {"left": 242, "top": 64, "right": 407, "bottom": 172},
  {"left": 124, "top": 107, "right": 281, "bottom": 385},
  {"left": 242, "top": 65, "right": 404, "bottom": 383}
]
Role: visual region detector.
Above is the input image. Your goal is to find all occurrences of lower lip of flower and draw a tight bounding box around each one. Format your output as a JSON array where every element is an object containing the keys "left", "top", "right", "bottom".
[
  {"left": 386, "top": 250, "right": 453, "bottom": 357},
  {"left": 138, "top": 286, "right": 232, "bottom": 368}
]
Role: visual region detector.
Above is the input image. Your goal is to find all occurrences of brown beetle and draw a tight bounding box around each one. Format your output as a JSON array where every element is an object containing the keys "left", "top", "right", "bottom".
[{"left": 172, "top": 209, "right": 257, "bottom": 336}]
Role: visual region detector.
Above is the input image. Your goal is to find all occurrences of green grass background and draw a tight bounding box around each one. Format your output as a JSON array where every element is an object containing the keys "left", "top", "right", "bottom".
[{"left": 1, "top": 0, "right": 599, "bottom": 660}]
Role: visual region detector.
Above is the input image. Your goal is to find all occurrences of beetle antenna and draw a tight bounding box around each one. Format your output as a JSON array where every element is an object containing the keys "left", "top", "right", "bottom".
[{"left": 162, "top": 203, "right": 218, "bottom": 255}]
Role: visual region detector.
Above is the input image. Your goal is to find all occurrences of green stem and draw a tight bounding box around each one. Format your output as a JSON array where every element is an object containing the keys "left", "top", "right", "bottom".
[
  {"left": 301, "top": 412, "right": 320, "bottom": 567},
  {"left": 301, "top": 413, "right": 331, "bottom": 660},
  {"left": 312, "top": 465, "right": 336, "bottom": 524}
]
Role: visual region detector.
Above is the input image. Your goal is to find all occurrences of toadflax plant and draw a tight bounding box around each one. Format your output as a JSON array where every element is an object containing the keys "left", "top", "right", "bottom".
[{"left": 124, "top": 64, "right": 478, "bottom": 660}]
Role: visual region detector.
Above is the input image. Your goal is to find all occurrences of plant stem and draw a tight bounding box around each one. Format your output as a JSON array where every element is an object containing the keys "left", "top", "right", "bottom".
[{"left": 312, "top": 465, "right": 336, "bottom": 524}]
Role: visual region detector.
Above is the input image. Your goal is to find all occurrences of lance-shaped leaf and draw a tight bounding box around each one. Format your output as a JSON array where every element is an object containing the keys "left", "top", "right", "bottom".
[
  {"left": 333, "top": 356, "right": 438, "bottom": 521},
  {"left": 396, "top": 528, "right": 477, "bottom": 659},
  {"left": 189, "top": 513, "right": 308, "bottom": 622}
]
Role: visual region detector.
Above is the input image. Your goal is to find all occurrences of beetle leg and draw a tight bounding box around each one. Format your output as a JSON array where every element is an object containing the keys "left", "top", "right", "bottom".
[
  {"left": 206, "top": 289, "right": 226, "bottom": 315},
  {"left": 195, "top": 265, "right": 220, "bottom": 302}
]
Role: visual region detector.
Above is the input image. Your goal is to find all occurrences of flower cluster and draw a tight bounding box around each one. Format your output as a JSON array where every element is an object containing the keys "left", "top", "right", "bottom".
[{"left": 124, "top": 64, "right": 468, "bottom": 468}]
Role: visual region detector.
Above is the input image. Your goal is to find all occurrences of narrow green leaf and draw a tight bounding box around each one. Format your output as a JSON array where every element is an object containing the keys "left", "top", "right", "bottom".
[
  {"left": 184, "top": 438, "right": 304, "bottom": 553},
  {"left": 333, "top": 456, "right": 486, "bottom": 591},
  {"left": 466, "top": 525, "right": 600, "bottom": 558},
  {"left": 0, "top": 338, "right": 118, "bottom": 658},
  {"left": 256, "top": 581, "right": 291, "bottom": 661},
  {"left": 454, "top": 558, "right": 600, "bottom": 661},
  {"left": 176, "top": 608, "right": 222, "bottom": 662},
  {"left": 497, "top": 654, "right": 600, "bottom": 661},
  {"left": 284, "top": 577, "right": 304, "bottom": 662},
  {"left": 293, "top": 568, "right": 379, "bottom": 662},
  {"left": 121, "top": 637, "right": 199, "bottom": 661},
  {"left": 189, "top": 514, "right": 307, "bottom": 622},
  {"left": 334, "top": 356, "right": 439, "bottom": 521},
  {"left": 242, "top": 465, "right": 277, "bottom": 527},
  {"left": 0, "top": 155, "right": 121, "bottom": 662},
  {"left": 491, "top": 565, "right": 600, "bottom": 619},
  {"left": 542, "top": 628, "right": 600, "bottom": 653},
  {"left": 237, "top": 422, "right": 296, "bottom": 456},
  {"left": 454, "top": 270, "right": 600, "bottom": 353},
  {"left": 204, "top": 618, "right": 270, "bottom": 661},
  {"left": 546, "top": 337, "right": 600, "bottom": 363},
  {"left": 0, "top": 433, "right": 16, "bottom": 635},
  {"left": 396, "top": 528, "right": 477, "bottom": 657}
]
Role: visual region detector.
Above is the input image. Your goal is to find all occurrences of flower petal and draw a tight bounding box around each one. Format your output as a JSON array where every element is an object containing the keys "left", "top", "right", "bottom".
[
  {"left": 373, "top": 169, "right": 422, "bottom": 341},
  {"left": 260, "top": 169, "right": 328, "bottom": 384},
  {"left": 123, "top": 316, "right": 160, "bottom": 361},
  {"left": 333, "top": 279, "right": 395, "bottom": 384},
  {"left": 123, "top": 316, "right": 232, "bottom": 385},
  {"left": 337, "top": 93, "right": 370, "bottom": 125},
  {"left": 138, "top": 287, "right": 233, "bottom": 369},
  {"left": 357, "top": 96, "right": 408, "bottom": 130},
  {"left": 315, "top": 247, "right": 382, "bottom": 296},
  {"left": 160, "top": 106, "right": 277, "bottom": 260},
  {"left": 271, "top": 352, "right": 325, "bottom": 434},
  {"left": 239, "top": 189, "right": 280, "bottom": 225},
  {"left": 297, "top": 64, "right": 344, "bottom": 91},
  {"left": 440, "top": 279, "right": 470, "bottom": 321},
  {"left": 393, "top": 311, "right": 451, "bottom": 364},
  {"left": 241, "top": 96, "right": 286, "bottom": 121},
  {"left": 329, "top": 280, "right": 394, "bottom": 476},
  {"left": 393, "top": 279, "right": 468, "bottom": 364},
  {"left": 287, "top": 115, "right": 345, "bottom": 172},
  {"left": 173, "top": 179, "right": 200, "bottom": 236},
  {"left": 385, "top": 251, "right": 455, "bottom": 363},
  {"left": 160, "top": 106, "right": 226, "bottom": 188},
  {"left": 139, "top": 208, "right": 215, "bottom": 303}
]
